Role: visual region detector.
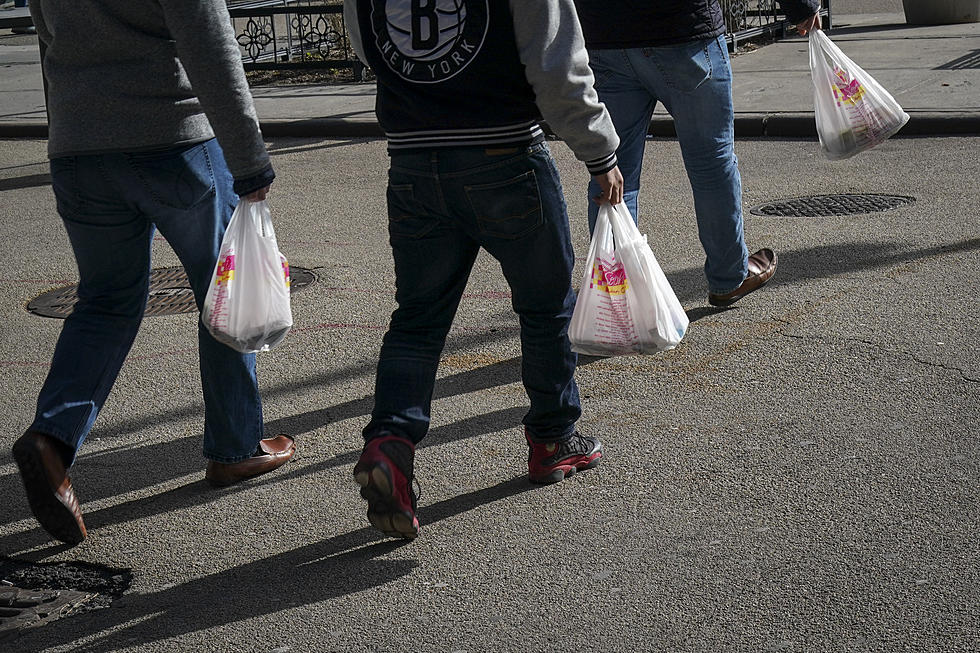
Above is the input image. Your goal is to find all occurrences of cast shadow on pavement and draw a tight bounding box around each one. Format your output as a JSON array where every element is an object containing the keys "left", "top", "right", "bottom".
[
  {"left": 1, "top": 325, "right": 517, "bottom": 531},
  {"left": 266, "top": 137, "right": 370, "bottom": 156},
  {"left": 5, "top": 237, "right": 976, "bottom": 551},
  {"left": 665, "top": 237, "right": 980, "bottom": 307},
  {"left": 9, "top": 476, "right": 535, "bottom": 652},
  {"left": 0, "top": 172, "right": 50, "bottom": 191},
  {"left": 0, "top": 364, "right": 541, "bottom": 555}
]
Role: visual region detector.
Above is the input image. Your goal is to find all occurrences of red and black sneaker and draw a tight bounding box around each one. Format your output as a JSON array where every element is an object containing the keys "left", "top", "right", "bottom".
[
  {"left": 526, "top": 430, "right": 602, "bottom": 484},
  {"left": 353, "top": 434, "right": 419, "bottom": 539}
]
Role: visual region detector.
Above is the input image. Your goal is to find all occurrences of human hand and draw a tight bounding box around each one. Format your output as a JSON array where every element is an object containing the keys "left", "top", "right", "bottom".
[
  {"left": 592, "top": 166, "right": 624, "bottom": 205},
  {"left": 242, "top": 185, "right": 271, "bottom": 202},
  {"left": 796, "top": 12, "right": 821, "bottom": 35}
]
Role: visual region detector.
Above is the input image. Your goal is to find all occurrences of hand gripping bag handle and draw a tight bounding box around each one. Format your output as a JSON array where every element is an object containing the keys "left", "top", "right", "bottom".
[{"left": 808, "top": 29, "right": 909, "bottom": 160}]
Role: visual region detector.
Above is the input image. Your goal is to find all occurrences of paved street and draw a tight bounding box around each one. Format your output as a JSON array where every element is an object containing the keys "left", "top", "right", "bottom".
[
  {"left": 0, "top": 133, "right": 977, "bottom": 652},
  {"left": 0, "top": 0, "right": 978, "bottom": 651}
]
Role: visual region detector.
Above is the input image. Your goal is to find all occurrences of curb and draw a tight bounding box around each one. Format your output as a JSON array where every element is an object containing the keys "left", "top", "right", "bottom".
[{"left": 1, "top": 112, "right": 978, "bottom": 140}]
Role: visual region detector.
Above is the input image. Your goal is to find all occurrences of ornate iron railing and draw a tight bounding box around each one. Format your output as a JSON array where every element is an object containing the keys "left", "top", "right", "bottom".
[
  {"left": 226, "top": 0, "right": 832, "bottom": 80},
  {"left": 228, "top": 1, "right": 365, "bottom": 80},
  {"left": 723, "top": 0, "right": 832, "bottom": 48}
]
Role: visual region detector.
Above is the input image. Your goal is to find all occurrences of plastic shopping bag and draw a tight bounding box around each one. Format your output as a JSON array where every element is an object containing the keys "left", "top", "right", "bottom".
[
  {"left": 809, "top": 29, "right": 909, "bottom": 160},
  {"left": 201, "top": 199, "right": 292, "bottom": 353},
  {"left": 568, "top": 203, "right": 688, "bottom": 357}
]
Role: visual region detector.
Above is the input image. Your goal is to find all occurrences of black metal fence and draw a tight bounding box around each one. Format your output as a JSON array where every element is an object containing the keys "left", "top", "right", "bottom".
[
  {"left": 722, "top": 0, "right": 833, "bottom": 49},
  {"left": 228, "top": 1, "right": 364, "bottom": 80},
  {"left": 226, "top": 0, "right": 833, "bottom": 79}
]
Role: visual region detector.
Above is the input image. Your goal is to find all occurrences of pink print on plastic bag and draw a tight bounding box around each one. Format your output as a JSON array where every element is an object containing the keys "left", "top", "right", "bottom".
[
  {"left": 591, "top": 257, "right": 629, "bottom": 296},
  {"left": 832, "top": 66, "right": 866, "bottom": 107}
]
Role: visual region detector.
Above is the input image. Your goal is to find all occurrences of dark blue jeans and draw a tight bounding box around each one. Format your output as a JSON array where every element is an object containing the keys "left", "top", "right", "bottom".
[
  {"left": 586, "top": 35, "right": 749, "bottom": 294},
  {"left": 32, "top": 139, "right": 264, "bottom": 463},
  {"left": 364, "top": 143, "right": 581, "bottom": 444}
]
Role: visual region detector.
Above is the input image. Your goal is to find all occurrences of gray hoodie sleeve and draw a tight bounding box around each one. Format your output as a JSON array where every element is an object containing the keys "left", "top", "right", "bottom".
[
  {"left": 509, "top": 0, "right": 619, "bottom": 174},
  {"left": 158, "top": 0, "right": 271, "bottom": 181},
  {"left": 344, "top": 0, "right": 366, "bottom": 64}
]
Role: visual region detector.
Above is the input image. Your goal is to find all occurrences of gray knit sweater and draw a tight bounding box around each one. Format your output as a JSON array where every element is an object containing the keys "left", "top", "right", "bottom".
[{"left": 29, "top": 0, "right": 271, "bottom": 183}]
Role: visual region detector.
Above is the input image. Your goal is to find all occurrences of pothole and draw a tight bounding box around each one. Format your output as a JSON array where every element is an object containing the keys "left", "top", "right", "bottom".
[{"left": 0, "top": 557, "right": 131, "bottom": 643}]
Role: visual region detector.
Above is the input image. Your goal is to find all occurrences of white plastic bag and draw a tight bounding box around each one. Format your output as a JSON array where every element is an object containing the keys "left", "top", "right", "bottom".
[
  {"left": 201, "top": 199, "right": 292, "bottom": 353},
  {"left": 569, "top": 203, "right": 688, "bottom": 357},
  {"left": 809, "top": 29, "right": 909, "bottom": 160}
]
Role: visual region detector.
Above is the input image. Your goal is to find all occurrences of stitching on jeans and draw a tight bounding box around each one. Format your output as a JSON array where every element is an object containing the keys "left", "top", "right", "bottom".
[
  {"left": 125, "top": 143, "right": 216, "bottom": 210},
  {"left": 648, "top": 39, "right": 713, "bottom": 91},
  {"left": 463, "top": 170, "right": 544, "bottom": 240},
  {"left": 387, "top": 183, "right": 439, "bottom": 240}
]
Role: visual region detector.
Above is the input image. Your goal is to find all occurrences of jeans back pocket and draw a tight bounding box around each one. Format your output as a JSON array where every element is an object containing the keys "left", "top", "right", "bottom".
[
  {"left": 647, "top": 39, "right": 714, "bottom": 94},
  {"left": 464, "top": 170, "right": 543, "bottom": 240},
  {"left": 126, "top": 141, "right": 216, "bottom": 210},
  {"left": 387, "top": 183, "right": 439, "bottom": 240}
]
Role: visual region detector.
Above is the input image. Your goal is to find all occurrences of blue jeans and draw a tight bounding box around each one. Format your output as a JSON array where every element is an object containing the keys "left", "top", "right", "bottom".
[
  {"left": 587, "top": 35, "right": 749, "bottom": 294},
  {"left": 364, "top": 143, "right": 581, "bottom": 445},
  {"left": 32, "top": 139, "right": 264, "bottom": 464}
]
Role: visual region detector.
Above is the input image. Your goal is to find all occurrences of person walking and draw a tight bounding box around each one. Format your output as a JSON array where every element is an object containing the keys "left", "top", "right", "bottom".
[
  {"left": 573, "top": 0, "right": 821, "bottom": 307},
  {"left": 343, "top": 0, "right": 624, "bottom": 539},
  {"left": 13, "top": 0, "right": 295, "bottom": 546}
]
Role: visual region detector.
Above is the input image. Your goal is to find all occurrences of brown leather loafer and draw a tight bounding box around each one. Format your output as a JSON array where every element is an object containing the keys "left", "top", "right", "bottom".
[
  {"left": 708, "top": 248, "right": 778, "bottom": 307},
  {"left": 205, "top": 435, "right": 296, "bottom": 487},
  {"left": 12, "top": 431, "right": 87, "bottom": 545}
]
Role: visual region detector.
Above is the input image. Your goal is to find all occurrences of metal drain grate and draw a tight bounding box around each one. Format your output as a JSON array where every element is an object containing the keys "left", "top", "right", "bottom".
[
  {"left": 27, "top": 265, "right": 317, "bottom": 319},
  {"left": 0, "top": 557, "right": 131, "bottom": 643},
  {"left": 0, "top": 585, "right": 95, "bottom": 642},
  {"left": 749, "top": 194, "right": 915, "bottom": 217}
]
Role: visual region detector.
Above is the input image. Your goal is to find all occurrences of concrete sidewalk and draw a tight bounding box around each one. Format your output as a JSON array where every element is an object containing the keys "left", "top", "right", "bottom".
[{"left": 0, "top": 12, "right": 978, "bottom": 137}]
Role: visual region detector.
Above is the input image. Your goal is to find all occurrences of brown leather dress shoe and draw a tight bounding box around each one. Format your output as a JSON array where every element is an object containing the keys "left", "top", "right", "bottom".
[
  {"left": 12, "top": 431, "right": 87, "bottom": 545},
  {"left": 708, "top": 248, "right": 778, "bottom": 307},
  {"left": 205, "top": 435, "right": 296, "bottom": 487}
]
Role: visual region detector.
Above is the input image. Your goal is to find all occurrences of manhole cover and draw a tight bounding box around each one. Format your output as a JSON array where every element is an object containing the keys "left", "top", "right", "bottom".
[
  {"left": 27, "top": 265, "right": 317, "bottom": 319},
  {"left": 0, "top": 557, "right": 131, "bottom": 643},
  {"left": 749, "top": 194, "right": 915, "bottom": 217}
]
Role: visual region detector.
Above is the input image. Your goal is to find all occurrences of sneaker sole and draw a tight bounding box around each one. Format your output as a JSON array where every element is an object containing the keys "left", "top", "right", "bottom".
[
  {"left": 353, "top": 463, "right": 419, "bottom": 540},
  {"left": 12, "top": 439, "right": 86, "bottom": 545},
  {"left": 529, "top": 451, "right": 602, "bottom": 485}
]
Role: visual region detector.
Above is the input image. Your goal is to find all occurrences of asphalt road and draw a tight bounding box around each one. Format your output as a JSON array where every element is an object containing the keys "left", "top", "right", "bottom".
[{"left": 0, "top": 134, "right": 977, "bottom": 652}]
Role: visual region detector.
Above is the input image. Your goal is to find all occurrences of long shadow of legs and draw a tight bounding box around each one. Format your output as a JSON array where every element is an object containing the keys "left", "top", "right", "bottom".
[
  {"left": 0, "top": 173, "right": 51, "bottom": 192},
  {"left": 667, "top": 238, "right": 980, "bottom": 304},
  {"left": 9, "top": 477, "right": 535, "bottom": 652},
  {"left": 263, "top": 356, "right": 523, "bottom": 436},
  {"left": 8, "top": 238, "right": 973, "bottom": 551},
  {"left": 0, "top": 406, "right": 529, "bottom": 554}
]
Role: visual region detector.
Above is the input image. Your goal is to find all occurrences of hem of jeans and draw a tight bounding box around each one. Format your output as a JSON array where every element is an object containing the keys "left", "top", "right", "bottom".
[
  {"left": 525, "top": 425, "right": 577, "bottom": 444},
  {"left": 203, "top": 449, "right": 258, "bottom": 464},
  {"left": 363, "top": 425, "right": 418, "bottom": 445},
  {"left": 708, "top": 274, "right": 748, "bottom": 296},
  {"left": 27, "top": 421, "right": 78, "bottom": 452}
]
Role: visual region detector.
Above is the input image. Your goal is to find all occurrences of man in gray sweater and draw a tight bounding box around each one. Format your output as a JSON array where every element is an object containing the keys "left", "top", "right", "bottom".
[{"left": 12, "top": 0, "right": 294, "bottom": 546}]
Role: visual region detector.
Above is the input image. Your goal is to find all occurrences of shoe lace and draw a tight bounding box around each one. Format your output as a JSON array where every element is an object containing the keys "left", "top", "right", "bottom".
[{"left": 559, "top": 431, "right": 591, "bottom": 456}]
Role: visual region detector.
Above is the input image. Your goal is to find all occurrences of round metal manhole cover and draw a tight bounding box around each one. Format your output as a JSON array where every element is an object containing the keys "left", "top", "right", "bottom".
[
  {"left": 27, "top": 266, "right": 317, "bottom": 319},
  {"left": 749, "top": 194, "right": 915, "bottom": 217}
]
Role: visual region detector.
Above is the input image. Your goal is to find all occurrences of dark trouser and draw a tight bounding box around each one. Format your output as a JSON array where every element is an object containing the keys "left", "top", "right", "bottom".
[
  {"left": 32, "top": 139, "right": 264, "bottom": 464},
  {"left": 364, "top": 143, "right": 581, "bottom": 445}
]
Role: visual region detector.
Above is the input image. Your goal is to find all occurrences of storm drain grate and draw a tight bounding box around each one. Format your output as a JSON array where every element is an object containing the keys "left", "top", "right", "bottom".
[
  {"left": 749, "top": 194, "right": 915, "bottom": 217},
  {"left": 0, "top": 557, "right": 131, "bottom": 643},
  {"left": 27, "top": 265, "right": 317, "bottom": 319}
]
